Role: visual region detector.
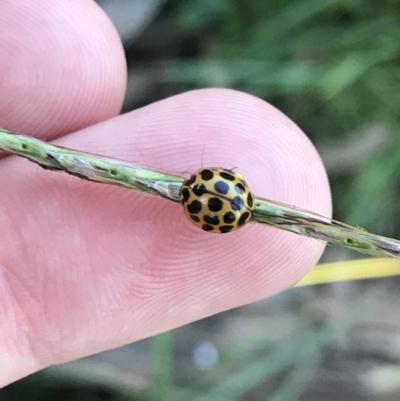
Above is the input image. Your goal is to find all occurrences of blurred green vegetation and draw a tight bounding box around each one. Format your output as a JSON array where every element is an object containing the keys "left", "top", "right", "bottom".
[
  {"left": 4, "top": 0, "right": 400, "bottom": 400},
  {"left": 164, "top": 0, "right": 400, "bottom": 238}
]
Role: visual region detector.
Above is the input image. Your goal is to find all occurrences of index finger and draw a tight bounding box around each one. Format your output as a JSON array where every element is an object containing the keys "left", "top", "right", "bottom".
[{"left": 0, "top": 88, "right": 332, "bottom": 385}]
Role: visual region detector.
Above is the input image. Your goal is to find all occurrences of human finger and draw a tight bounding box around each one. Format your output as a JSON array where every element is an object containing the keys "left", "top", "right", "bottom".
[
  {"left": 0, "top": 0, "right": 126, "bottom": 141},
  {"left": 0, "top": 88, "right": 331, "bottom": 385}
]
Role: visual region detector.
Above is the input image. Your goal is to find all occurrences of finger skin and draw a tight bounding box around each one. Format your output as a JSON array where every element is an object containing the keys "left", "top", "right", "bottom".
[
  {"left": 0, "top": 0, "right": 126, "bottom": 140},
  {"left": 0, "top": 88, "right": 332, "bottom": 385}
]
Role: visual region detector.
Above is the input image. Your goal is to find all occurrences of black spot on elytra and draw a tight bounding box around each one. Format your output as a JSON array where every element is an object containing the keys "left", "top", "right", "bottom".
[
  {"left": 181, "top": 188, "right": 190, "bottom": 203},
  {"left": 185, "top": 175, "right": 196, "bottom": 186},
  {"left": 234, "top": 183, "right": 245, "bottom": 194},
  {"left": 223, "top": 211, "right": 236, "bottom": 224},
  {"left": 247, "top": 193, "right": 254, "bottom": 208},
  {"left": 190, "top": 215, "right": 201, "bottom": 223},
  {"left": 231, "top": 196, "right": 244, "bottom": 211},
  {"left": 220, "top": 225, "right": 234, "bottom": 233},
  {"left": 208, "top": 197, "right": 223, "bottom": 212},
  {"left": 220, "top": 171, "right": 235, "bottom": 181},
  {"left": 187, "top": 200, "right": 202, "bottom": 214},
  {"left": 193, "top": 183, "right": 207, "bottom": 196},
  {"left": 238, "top": 212, "right": 250, "bottom": 226},
  {"left": 204, "top": 214, "right": 220, "bottom": 225},
  {"left": 214, "top": 180, "right": 229, "bottom": 195},
  {"left": 200, "top": 169, "right": 214, "bottom": 181},
  {"left": 202, "top": 224, "right": 214, "bottom": 231}
]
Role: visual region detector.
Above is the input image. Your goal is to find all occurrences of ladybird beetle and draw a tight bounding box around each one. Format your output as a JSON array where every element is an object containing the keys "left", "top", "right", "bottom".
[{"left": 179, "top": 168, "right": 255, "bottom": 233}]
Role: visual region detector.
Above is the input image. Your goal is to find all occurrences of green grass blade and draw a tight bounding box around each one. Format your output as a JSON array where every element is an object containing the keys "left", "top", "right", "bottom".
[
  {"left": 151, "top": 332, "right": 174, "bottom": 401},
  {"left": 2, "top": 128, "right": 400, "bottom": 259}
]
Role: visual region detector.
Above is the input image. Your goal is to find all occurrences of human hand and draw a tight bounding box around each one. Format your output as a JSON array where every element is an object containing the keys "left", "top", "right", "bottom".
[{"left": 0, "top": 0, "right": 331, "bottom": 386}]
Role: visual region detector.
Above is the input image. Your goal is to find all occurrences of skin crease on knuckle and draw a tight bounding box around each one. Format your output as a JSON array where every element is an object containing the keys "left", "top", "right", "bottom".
[{"left": 0, "top": 1, "right": 332, "bottom": 389}]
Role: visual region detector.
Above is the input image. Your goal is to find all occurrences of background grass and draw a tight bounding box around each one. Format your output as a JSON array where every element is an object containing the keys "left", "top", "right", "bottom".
[{"left": 3, "top": 0, "right": 400, "bottom": 400}]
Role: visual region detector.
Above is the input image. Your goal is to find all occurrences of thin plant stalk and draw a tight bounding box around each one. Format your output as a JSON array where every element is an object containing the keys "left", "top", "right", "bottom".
[{"left": 1, "top": 128, "right": 400, "bottom": 259}]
